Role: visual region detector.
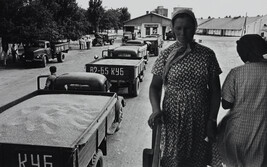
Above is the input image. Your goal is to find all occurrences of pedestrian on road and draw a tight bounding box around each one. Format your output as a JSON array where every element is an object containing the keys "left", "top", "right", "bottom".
[
  {"left": 217, "top": 34, "right": 267, "bottom": 167},
  {"left": 45, "top": 66, "right": 57, "bottom": 90},
  {"left": 148, "top": 9, "right": 222, "bottom": 167},
  {"left": 11, "top": 44, "right": 18, "bottom": 63}
]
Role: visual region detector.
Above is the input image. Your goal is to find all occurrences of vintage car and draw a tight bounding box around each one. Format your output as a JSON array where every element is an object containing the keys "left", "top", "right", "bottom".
[{"left": 92, "top": 33, "right": 116, "bottom": 46}]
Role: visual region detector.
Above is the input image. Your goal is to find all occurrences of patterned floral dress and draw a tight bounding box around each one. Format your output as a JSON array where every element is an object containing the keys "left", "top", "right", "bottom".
[{"left": 151, "top": 41, "right": 222, "bottom": 167}]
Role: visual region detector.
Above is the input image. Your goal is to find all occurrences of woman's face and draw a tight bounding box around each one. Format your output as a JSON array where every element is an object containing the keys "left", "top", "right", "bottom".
[{"left": 172, "top": 16, "right": 195, "bottom": 45}]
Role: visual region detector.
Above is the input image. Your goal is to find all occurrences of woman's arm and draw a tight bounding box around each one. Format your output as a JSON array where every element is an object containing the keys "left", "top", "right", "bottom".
[
  {"left": 148, "top": 75, "right": 163, "bottom": 128},
  {"left": 207, "top": 75, "right": 221, "bottom": 141},
  {"left": 208, "top": 75, "right": 221, "bottom": 121}
]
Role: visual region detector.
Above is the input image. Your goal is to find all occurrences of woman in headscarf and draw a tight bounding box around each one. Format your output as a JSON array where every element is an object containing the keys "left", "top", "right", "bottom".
[
  {"left": 218, "top": 34, "right": 267, "bottom": 167},
  {"left": 148, "top": 9, "right": 222, "bottom": 167}
]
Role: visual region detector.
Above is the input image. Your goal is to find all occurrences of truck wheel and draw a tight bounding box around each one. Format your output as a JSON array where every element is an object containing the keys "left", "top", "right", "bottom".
[
  {"left": 57, "top": 53, "right": 65, "bottom": 62},
  {"left": 88, "top": 149, "right": 103, "bottom": 167},
  {"left": 132, "top": 78, "right": 140, "bottom": 97},
  {"left": 41, "top": 56, "right": 47, "bottom": 68},
  {"left": 115, "top": 107, "right": 123, "bottom": 132},
  {"left": 108, "top": 107, "right": 123, "bottom": 134},
  {"left": 110, "top": 40, "right": 114, "bottom": 45}
]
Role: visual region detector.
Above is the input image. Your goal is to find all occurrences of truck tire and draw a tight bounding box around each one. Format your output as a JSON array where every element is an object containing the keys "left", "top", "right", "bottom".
[
  {"left": 107, "top": 107, "right": 123, "bottom": 135},
  {"left": 115, "top": 107, "right": 123, "bottom": 132},
  {"left": 57, "top": 53, "right": 65, "bottom": 62},
  {"left": 132, "top": 78, "right": 140, "bottom": 97},
  {"left": 88, "top": 149, "right": 103, "bottom": 167},
  {"left": 41, "top": 56, "right": 47, "bottom": 68},
  {"left": 110, "top": 40, "right": 114, "bottom": 45}
]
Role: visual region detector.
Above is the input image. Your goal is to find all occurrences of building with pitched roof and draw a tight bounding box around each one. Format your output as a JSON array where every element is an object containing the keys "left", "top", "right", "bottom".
[
  {"left": 197, "top": 16, "right": 263, "bottom": 37},
  {"left": 123, "top": 12, "right": 172, "bottom": 40}
]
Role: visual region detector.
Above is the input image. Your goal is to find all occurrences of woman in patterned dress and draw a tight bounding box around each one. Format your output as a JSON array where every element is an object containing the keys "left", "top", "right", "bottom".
[
  {"left": 148, "top": 9, "right": 222, "bottom": 167},
  {"left": 217, "top": 34, "right": 267, "bottom": 167}
]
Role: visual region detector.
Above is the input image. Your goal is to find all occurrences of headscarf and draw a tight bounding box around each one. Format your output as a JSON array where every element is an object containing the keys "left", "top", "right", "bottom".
[
  {"left": 171, "top": 9, "right": 198, "bottom": 31},
  {"left": 162, "top": 9, "right": 197, "bottom": 85},
  {"left": 236, "top": 34, "right": 267, "bottom": 63}
]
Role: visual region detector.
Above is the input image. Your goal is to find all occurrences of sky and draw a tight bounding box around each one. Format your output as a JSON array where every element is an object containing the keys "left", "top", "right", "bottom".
[{"left": 76, "top": 0, "right": 267, "bottom": 19}]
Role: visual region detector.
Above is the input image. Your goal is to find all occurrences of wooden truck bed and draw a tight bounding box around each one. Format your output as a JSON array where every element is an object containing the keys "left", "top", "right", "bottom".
[{"left": 0, "top": 94, "right": 112, "bottom": 148}]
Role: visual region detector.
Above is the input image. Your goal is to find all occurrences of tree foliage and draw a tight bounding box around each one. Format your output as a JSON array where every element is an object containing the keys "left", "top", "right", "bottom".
[
  {"left": 87, "top": 0, "right": 104, "bottom": 32},
  {"left": 118, "top": 7, "right": 131, "bottom": 28},
  {"left": 0, "top": 0, "right": 90, "bottom": 46}
]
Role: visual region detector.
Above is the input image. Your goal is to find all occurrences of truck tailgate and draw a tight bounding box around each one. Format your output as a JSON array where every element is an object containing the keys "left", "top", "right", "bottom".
[{"left": 86, "top": 58, "right": 143, "bottom": 80}]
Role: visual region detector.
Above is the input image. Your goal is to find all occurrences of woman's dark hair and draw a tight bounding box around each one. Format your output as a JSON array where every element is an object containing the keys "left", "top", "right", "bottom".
[{"left": 236, "top": 34, "right": 267, "bottom": 63}]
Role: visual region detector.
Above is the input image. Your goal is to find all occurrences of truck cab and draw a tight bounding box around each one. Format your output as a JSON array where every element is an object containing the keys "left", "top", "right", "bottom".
[{"left": 102, "top": 44, "right": 148, "bottom": 64}]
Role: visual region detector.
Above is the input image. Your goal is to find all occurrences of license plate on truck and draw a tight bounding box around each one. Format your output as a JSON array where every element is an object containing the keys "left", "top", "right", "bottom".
[
  {"left": 0, "top": 144, "right": 74, "bottom": 167},
  {"left": 88, "top": 66, "right": 125, "bottom": 76}
]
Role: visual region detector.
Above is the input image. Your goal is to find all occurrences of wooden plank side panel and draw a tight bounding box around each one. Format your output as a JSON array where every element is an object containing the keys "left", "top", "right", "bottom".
[{"left": 78, "top": 132, "right": 97, "bottom": 167}]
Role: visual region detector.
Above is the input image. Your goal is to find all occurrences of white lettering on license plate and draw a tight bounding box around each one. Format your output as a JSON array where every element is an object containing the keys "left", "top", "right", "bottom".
[
  {"left": 18, "top": 153, "right": 53, "bottom": 167},
  {"left": 89, "top": 66, "right": 124, "bottom": 76}
]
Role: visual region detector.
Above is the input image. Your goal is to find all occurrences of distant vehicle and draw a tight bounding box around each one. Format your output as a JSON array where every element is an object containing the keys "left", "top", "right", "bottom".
[
  {"left": 166, "top": 31, "right": 176, "bottom": 40},
  {"left": 92, "top": 33, "right": 116, "bottom": 46},
  {"left": 142, "top": 37, "right": 160, "bottom": 56},
  {"left": 145, "top": 34, "right": 164, "bottom": 48},
  {"left": 86, "top": 50, "right": 146, "bottom": 97},
  {"left": 122, "top": 31, "right": 136, "bottom": 43},
  {"left": 20, "top": 40, "right": 69, "bottom": 67},
  {"left": 103, "top": 44, "right": 148, "bottom": 64}
]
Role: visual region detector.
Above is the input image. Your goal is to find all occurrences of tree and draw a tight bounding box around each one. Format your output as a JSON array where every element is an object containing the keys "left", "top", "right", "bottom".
[
  {"left": 14, "top": 2, "right": 59, "bottom": 43},
  {"left": 99, "top": 9, "right": 119, "bottom": 32},
  {"left": 87, "top": 0, "right": 104, "bottom": 32},
  {"left": 0, "top": 0, "right": 26, "bottom": 52},
  {"left": 118, "top": 7, "right": 131, "bottom": 29}
]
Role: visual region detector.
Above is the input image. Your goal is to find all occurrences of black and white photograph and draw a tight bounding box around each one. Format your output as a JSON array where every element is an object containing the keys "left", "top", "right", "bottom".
[{"left": 0, "top": 0, "right": 267, "bottom": 166}]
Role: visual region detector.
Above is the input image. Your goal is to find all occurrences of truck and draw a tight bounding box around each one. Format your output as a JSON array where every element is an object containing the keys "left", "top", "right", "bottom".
[
  {"left": 141, "top": 37, "right": 160, "bottom": 56},
  {"left": 121, "top": 31, "right": 136, "bottom": 43},
  {"left": 85, "top": 53, "right": 146, "bottom": 97},
  {"left": 0, "top": 72, "right": 125, "bottom": 167},
  {"left": 21, "top": 40, "right": 69, "bottom": 67},
  {"left": 92, "top": 33, "right": 116, "bottom": 46},
  {"left": 108, "top": 43, "right": 148, "bottom": 63}
]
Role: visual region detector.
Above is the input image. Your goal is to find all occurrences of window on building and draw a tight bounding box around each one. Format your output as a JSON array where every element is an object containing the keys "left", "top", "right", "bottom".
[
  {"left": 153, "top": 27, "right": 158, "bottom": 34},
  {"left": 146, "top": 27, "right": 150, "bottom": 35}
]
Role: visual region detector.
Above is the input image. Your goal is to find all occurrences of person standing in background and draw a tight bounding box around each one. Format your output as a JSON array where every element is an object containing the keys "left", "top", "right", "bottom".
[
  {"left": 45, "top": 66, "right": 57, "bottom": 90},
  {"left": 217, "top": 34, "right": 267, "bottom": 167},
  {"left": 148, "top": 9, "right": 222, "bottom": 167}
]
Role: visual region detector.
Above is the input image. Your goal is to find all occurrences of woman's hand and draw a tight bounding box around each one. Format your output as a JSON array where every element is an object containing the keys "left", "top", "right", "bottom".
[
  {"left": 206, "top": 120, "right": 217, "bottom": 142},
  {"left": 148, "top": 111, "right": 163, "bottom": 129}
]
